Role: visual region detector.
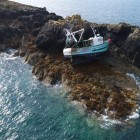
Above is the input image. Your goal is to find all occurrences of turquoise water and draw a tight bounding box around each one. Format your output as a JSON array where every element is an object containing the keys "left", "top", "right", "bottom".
[
  {"left": 0, "top": 51, "right": 140, "bottom": 139},
  {"left": 12, "top": 0, "right": 140, "bottom": 26},
  {"left": 1, "top": 1, "right": 140, "bottom": 139}
]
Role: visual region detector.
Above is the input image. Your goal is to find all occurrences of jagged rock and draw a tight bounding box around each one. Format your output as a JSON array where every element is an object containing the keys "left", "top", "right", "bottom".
[
  {"left": 17, "top": 13, "right": 46, "bottom": 27},
  {"left": 107, "top": 23, "right": 132, "bottom": 42},
  {"left": 0, "top": 6, "right": 62, "bottom": 33},
  {"left": 46, "top": 13, "right": 63, "bottom": 21},
  {"left": 25, "top": 51, "right": 46, "bottom": 66},
  {"left": 82, "top": 23, "right": 94, "bottom": 40},
  {"left": 31, "top": 27, "right": 41, "bottom": 37},
  {"left": 64, "top": 15, "right": 85, "bottom": 30},
  {"left": 13, "top": 50, "right": 19, "bottom": 57},
  {"left": 62, "top": 73, "right": 72, "bottom": 92},
  {"left": 36, "top": 20, "right": 66, "bottom": 52},
  {"left": 43, "top": 76, "right": 56, "bottom": 85},
  {"left": 125, "top": 28, "right": 140, "bottom": 67},
  {"left": 0, "top": 7, "right": 49, "bottom": 20},
  {"left": 94, "top": 23, "right": 140, "bottom": 67},
  {"left": 0, "top": 8, "right": 18, "bottom": 19},
  {"left": 94, "top": 23, "right": 133, "bottom": 48},
  {"left": 33, "top": 22, "right": 43, "bottom": 28},
  {"left": 0, "top": 25, "right": 23, "bottom": 51},
  {"left": 19, "top": 45, "right": 27, "bottom": 57},
  {"left": 93, "top": 24, "right": 108, "bottom": 37}
]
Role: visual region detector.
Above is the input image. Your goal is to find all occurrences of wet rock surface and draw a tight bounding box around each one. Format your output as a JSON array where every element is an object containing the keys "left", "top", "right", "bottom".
[
  {"left": 1, "top": 0, "right": 140, "bottom": 121},
  {"left": 30, "top": 53, "right": 139, "bottom": 119}
]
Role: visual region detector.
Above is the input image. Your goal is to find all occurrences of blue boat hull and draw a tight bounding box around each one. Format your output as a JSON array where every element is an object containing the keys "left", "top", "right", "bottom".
[{"left": 64, "top": 42, "right": 109, "bottom": 58}]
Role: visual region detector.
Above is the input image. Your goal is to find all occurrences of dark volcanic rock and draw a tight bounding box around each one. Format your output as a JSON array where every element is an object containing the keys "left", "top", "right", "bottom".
[
  {"left": 31, "top": 27, "right": 41, "bottom": 37},
  {"left": 93, "top": 24, "right": 108, "bottom": 38},
  {"left": 17, "top": 14, "right": 45, "bottom": 30},
  {"left": 17, "top": 15, "right": 33, "bottom": 27},
  {"left": 82, "top": 23, "right": 94, "bottom": 40},
  {"left": 0, "top": 7, "right": 49, "bottom": 20},
  {"left": 95, "top": 23, "right": 140, "bottom": 65},
  {"left": 103, "top": 23, "right": 140, "bottom": 68},
  {"left": 33, "top": 22, "right": 43, "bottom": 28},
  {"left": 36, "top": 20, "right": 66, "bottom": 53},
  {"left": 47, "top": 13, "right": 63, "bottom": 21},
  {"left": 125, "top": 28, "right": 140, "bottom": 67},
  {"left": 107, "top": 23, "right": 133, "bottom": 44},
  {"left": 0, "top": 25, "right": 23, "bottom": 51},
  {"left": 10, "top": 9, "right": 63, "bottom": 33},
  {"left": 94, "top": 23, "right": 133, "bottom": 45},
  {"left": 0, "top": 25, "right": 23, "bottom": 42},
  {"left": 0, "top": 8, "right": 18, "bottom": 19}
]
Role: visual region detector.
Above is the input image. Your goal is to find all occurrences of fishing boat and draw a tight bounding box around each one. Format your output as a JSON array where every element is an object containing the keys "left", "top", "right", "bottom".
[{"left": 63, "top": 25, "right": 111, "bottom": 64}]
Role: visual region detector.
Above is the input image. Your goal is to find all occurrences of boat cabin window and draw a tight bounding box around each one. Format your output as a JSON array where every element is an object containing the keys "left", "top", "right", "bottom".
[
  {"left": 98, "top": 38, "right": 102, "bottom": 42},
  {"left": 68, "top": 35, "right": 72, "bottom": 38},
  {"left": 77, "top": 40, "right": 91, "bottom": 48}
]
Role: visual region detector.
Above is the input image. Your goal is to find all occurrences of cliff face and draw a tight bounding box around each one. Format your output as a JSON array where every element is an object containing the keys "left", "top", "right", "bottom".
[{"left": 0, "top": 1, "right": 140, "bottom": 121}]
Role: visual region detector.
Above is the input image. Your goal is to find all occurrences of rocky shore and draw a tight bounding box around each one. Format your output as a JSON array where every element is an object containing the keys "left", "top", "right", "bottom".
[{"left": 1, "top": 0, "right": 140, "bottom": 121}]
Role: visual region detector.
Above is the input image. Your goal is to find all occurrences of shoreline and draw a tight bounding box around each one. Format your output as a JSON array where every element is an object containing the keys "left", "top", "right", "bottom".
[
  {"left": 1, "top": 50, "right": 140, "bottom": 128},
  {"left": 0, "top": 0, "right": 140, "bottom": 123}
]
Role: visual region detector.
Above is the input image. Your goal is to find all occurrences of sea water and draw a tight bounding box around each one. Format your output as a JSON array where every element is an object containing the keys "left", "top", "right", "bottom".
[
  {"left": 2, "top": 0, "right": 140, "bottom": 139},
  {"left": 12, "top": 0, "right": 140, "bottom": 26},
  {"left": 0, "top": 50, "right": 140, "bottom": 140}
]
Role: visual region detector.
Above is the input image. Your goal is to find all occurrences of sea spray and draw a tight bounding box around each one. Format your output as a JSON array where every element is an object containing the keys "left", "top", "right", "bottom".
[{"left": 127, "top": 73, "right": 140, "bottom": 89}]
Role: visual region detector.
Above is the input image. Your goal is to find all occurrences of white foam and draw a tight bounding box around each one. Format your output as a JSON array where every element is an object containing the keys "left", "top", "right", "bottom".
[
  {"left": 126, "top": 73, "right": 140, "bottom": 89},
  {"left": 86, "top": 105, "right": 140, "bottom": 129},
  {"left": 128, "top": 110, "right": 139, "bottom": 119},
  {"left": 54, "top": 82, "right": 62, "bottom": 88},
  {"left": 71, "top": 101, "right": 87, "bottom": 110},
  {"left": 0, "top": 50, "right": 18, "bottom": 60},
  {"left": 98, "top": 114, "right": 121, "bottom": 129},
  {"left": 5, "top": 57, "right": 18, "bottom": 60},
  {"left": 71, "top": 101, "right": 87, "bottom": 116}
]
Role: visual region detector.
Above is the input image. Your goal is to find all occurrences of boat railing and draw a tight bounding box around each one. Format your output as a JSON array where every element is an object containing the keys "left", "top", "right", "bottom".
[
  {"left": 67, "top": 39, "right": 92, "bottom": 49},
  {"left": 75, "top": 39, "right": 92, "bottom": 48}
]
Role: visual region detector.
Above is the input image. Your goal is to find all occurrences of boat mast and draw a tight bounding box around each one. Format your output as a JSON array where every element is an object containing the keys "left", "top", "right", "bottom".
[
  {"left": 90, "top": 25, "right": 97, "bottom": 37},
  {"left": 71, "top": 29, "right": 84, "bottom": 42}
]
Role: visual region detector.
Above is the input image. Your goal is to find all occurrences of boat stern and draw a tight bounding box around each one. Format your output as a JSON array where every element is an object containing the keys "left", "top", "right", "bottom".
[{"left": 63, "top": 48, "right": 72, "bottom": 58}]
